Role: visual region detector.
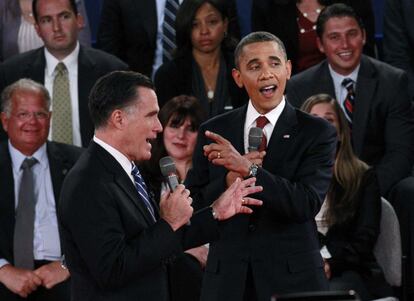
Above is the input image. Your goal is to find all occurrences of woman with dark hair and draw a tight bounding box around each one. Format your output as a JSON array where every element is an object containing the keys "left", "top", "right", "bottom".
[
  {"left": 252, "top": 0, "right": 376, "bottom": 74},
  {"left": 142, "top": 95, "right": 207, "bottom": 301},
  {"left": 154, "top": 0, "right": 248, "bottom": 117},
  {"left": 301, "top": 94, "right": 393, "bottom": 300}
]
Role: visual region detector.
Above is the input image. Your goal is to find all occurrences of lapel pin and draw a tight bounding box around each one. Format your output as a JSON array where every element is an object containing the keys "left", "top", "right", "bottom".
[{"left": 283, "top": 134, "right": 290, "bottom": 139}]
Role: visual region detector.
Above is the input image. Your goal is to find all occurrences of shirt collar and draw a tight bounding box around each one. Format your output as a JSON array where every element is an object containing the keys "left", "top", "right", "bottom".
[
  {"left": 44, "top": 42, "right": 80, "bottom": 77},
  {"left": 246, "top": 96, "right": 286, "bottom": 128},
  {"left": 93, "top": 136, "right": 134, "bottom": 179},
  {"left": 8, "top": 141, "right": 48, "bottom": 170},
  {"left": 328, "top": 63, "right": 360, "bottom": 88}
]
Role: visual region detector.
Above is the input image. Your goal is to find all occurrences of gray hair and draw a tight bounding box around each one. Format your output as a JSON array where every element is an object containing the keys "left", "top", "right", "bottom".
[
  {"left": 1, "top": 78, "right": 51, "bottom": 116},
  {"left": 234, "top": 31, "right": 288, "bottom": 68}
]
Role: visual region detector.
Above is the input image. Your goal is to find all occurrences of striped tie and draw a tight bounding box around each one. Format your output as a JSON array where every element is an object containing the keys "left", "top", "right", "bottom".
[
  {"left": 162, "top": 0, "right": 179, "bottom": 62},
  {"left": 131, "top": 163, "right": 156, "bottom": 221},
  {"left": 342, "top": 78, "right": 355, "bottom": 124}
]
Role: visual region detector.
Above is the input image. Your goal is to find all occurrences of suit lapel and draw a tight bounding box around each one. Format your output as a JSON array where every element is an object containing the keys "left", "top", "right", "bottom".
[
  {"left": 93, "top": 143, "right": 156, "bottom": 225},
  {"left": 136, "top": 0, "right": 157, "bottom": 44},
  {"left": 26, "top": 48, "right": 46, "bottom": 84},
  {"left": 264, "top": 103, "right": 298, "bottom": 168},
  {"left": 352, "top": 56, "right": 377, "bottom": 156}
]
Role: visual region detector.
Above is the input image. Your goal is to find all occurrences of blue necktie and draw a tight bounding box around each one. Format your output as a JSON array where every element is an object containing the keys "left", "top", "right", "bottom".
[
  {"left": 162, "top": 0, "right": 179, "bottom": 62},
  {"left": 131, "top": 163, "right": 156, "bottom": 221}
]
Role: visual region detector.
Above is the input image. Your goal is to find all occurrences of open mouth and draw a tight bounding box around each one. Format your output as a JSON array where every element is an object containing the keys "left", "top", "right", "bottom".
[{"left": 259, "top": 85, "right": 277, "bottom": 97}]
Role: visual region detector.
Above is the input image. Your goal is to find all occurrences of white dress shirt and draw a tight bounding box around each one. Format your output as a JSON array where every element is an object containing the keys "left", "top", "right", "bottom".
[
  {"left": 44, "top": 42, "right": 82, "bottom": 146},
  {"left": 243, "top": 97, "right": 286, "bottom": 154},
  {"left": 0, "top": 142, "right": 61, "bottom": 269}
]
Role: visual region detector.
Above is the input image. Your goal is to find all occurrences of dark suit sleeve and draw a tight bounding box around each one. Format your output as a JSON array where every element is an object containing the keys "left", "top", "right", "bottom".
[
  {"left": 377, "top": 71, "right": 414, "bottom": 195},
  {"left": 96, "top": 0, "right": 126, "bottom": 61},
  {"left": 383, "top": 0, "right": 414, "bottom": 101},
  {"left": 326, "top": 169, "right": 381, "bottom": 273}
]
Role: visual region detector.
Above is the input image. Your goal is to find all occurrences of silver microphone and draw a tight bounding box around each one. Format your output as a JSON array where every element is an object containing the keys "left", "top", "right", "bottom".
[
  {"left": 248, "top": 127, "right": 263, "bottom": 152},
  {"left": 159, "top": 156, "right": 179, "bottom": 191}
]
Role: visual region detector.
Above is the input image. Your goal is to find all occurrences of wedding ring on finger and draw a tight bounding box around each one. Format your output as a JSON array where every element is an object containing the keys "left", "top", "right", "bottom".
[
  {"left": 217, "top": 152, "right": 221, "bottom": 159},
  {"left": 241, "top": 198, "right": 246, "bottom": 204}
]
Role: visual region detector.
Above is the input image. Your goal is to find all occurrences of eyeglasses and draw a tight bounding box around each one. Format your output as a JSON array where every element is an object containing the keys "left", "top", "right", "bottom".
[{"left": 13, "top": 111, "right": 49, "bottom": 121}]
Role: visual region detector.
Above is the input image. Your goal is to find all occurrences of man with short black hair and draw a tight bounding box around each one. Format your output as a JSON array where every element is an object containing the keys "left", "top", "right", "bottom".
[{"left": 0, "top": 0, "right": 128, "bottom": 146}]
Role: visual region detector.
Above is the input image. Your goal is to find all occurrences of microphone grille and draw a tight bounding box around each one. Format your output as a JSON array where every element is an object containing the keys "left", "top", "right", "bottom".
[
  {"left": 159, "top": 156, "right": 176, "bottom": 176},
  {"left": 248, "top": 127, "right": 263, "bottom": 150}
]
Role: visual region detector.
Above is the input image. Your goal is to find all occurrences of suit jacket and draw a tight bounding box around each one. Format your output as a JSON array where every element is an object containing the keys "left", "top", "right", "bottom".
[
  {"left": 0, "top": 140, "right": 83, "bottom": 299},
  {"left": 97, "top": 0, "right": 157, "bottom": 76},
  {"left": 186, "top": 102, "right": 337, "bottom": 300},
  {"left": 58, "top": 141, "right": 219, "bottom": 301},
  {"left": 154, "top": 51, "right": 248, "bottom": 112},
  {"left": 0, "top": 0, "right": 91, "bottom": 62},
  {"left": 251, "top": 0, "right": 376, "bottom": 74},
  {"left": 383, "top": 0, "right": 414, "bottom": 102},
  {"left": 0, "top": 46, "right": 128, "bottom": 145},
  {"left": 286, "top": 55, "right": 414, "bottom": 197}
]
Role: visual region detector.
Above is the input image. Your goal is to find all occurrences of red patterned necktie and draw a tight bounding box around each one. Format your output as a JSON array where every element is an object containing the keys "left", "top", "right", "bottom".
[
  {"left": 256, "top": 116, "right": 269, "bottom": 151},
  {"left": 342, "top": 78, "right": 355, "bottom": 124}
]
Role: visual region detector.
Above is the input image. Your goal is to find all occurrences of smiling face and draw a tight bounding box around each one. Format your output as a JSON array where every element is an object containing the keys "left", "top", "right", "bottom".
[
  {"left": 121, "top": 87, "right": 163, "bottom": 162},
  {"left": 191, "top": 2, "right": 228, "bottom": 55},
  {"left": 163, "top": 117, "right": 198, "bottom": 162},
  {"left": 232, "top": 41, "right": 292, "bottom": 114},
  {"left": 1, "top": 89, "right": 51, "bottom": 156},
  {"left": 317, "top": 16, "right": 365, "bottom": 76},
  {"left": 34, "top": 0, "right": 83, "bottom": 60}
]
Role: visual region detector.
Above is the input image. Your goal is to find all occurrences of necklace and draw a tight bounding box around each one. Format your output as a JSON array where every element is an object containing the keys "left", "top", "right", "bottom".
[
  {"left": 207, "top": 89, "right": 214, "bottom": 100},
  {"left": 301, "top": 8, "right": 321, "bottom": 18}
]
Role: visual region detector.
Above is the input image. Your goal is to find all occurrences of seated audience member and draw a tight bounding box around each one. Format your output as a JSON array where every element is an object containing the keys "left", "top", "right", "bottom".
[
  {"left": 252, "top": 0, "right": 376, "bottom": 74},
  {"left": 286, "top": 3, "right": 414, "bottom": 294},
  {"left": 0, "top": 0, "right": 91, "bottom": 62},
  {"left": 97, "top": 0, "right": 240, "bottom": 77},
  {"left": 302, "top": 94, "right": 393, "bottom": 301},
  {"left": 154, "top": 0, "right": 248, "bottom": 117},
  {"left": 143, "top": 95, "right": 207, "bottom": 301},
  {"left": 0, "top": 79, "right": 83, "bottom": 300},
  {"left": 0, "top": 0, "right": 128, "bottom": 146},
  {"left": 383, "top": 0, "right": 414, "bottom": 102}
]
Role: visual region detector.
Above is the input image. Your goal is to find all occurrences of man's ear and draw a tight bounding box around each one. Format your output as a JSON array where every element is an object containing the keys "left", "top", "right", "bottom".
[
  {"left": 110, "top": 109, "right": 126, "bottom": 129},
  {"left": 316, "top": 37, "right": 325, "bottom": 54},
  {"left": 232, "top": 68, "right": 244, "bottom": 88},
  {"left": 285, "top": 60, "right": 292, "bottom": 80},
  {"left": 0, "top": 112, "right": 9, "bottom": 132}
]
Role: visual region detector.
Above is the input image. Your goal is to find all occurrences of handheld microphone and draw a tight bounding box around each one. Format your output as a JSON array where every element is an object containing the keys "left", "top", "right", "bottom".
[
  {"left": 159, "top": 156, "right": 179, "bottom": 191},
  {"left": 159, "top": 156, "right": 191, "bottom": 226},
  {"left": 248, "top": 127, "right": 263, "bottom": 152}
]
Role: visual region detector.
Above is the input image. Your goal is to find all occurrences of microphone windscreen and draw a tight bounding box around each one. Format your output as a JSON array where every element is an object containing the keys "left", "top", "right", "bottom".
[
  {"left": 248, "top": 127, "right": 263, "bottom": 152},
  {"left": 159, "top": 156, "right": 176, "bottom": 176}
]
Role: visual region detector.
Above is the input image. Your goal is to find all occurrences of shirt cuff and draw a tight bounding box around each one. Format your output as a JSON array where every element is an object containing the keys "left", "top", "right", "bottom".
[
  {"left": 320, "top": 246, "right": 332, "bottom": 259},
  {"left": 0, "top": 259, "right": 10, "bottom": 269}
]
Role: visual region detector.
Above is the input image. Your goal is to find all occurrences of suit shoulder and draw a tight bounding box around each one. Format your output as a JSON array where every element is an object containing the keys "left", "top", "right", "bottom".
[
  {"left": 48, "top": 142, "right": 84, "bottom": 161},
  {"left": 295, "top": 108, "right": 336, "bottom": 134},
  {"left": 364, "top": 55, "right": 406, "bottom": 76},
  {"left": 81, "top": 47, "right": 129, "bottom": 69},
  {"left": 0, "top": 48, "right": 42, "bottom": 68},
  {"left": 202, "top": 106, "right": 245, "bottom": 129}
]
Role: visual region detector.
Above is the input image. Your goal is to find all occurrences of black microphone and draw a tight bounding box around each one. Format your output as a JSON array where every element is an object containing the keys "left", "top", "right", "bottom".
[
  {"left": 248, "top": 127, "right": 263, "bottom": 152},
  {"left": 159, "top": 156, "right": 179, "bottom": 191}
]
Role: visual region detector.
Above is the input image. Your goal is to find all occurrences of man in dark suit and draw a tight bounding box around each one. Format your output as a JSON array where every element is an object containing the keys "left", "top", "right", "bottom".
[
  {"left": 185, "top": 31, "right": 337, "bottom": 301},
  {"left": 0, "top": 79, "right": 82, "bottom": 300},
  {"left": 286, "top": 3, "right": 414, "bottom": 294},
  {"left": 0, "top": 0, "right": 128, "bottom": 146},
  {"left": 58, "top": 70, "right": 263, "bottom": 301}
]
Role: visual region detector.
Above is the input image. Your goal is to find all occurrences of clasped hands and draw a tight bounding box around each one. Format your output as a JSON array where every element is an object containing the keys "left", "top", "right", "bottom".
[{"left": 0, "top": 261, "right": 70, "bottom": 298}]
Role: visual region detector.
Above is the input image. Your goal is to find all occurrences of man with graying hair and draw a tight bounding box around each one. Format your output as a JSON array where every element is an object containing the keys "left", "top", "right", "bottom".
[{"left": 0, "top": 78, "right": 83, "bottom": 300}]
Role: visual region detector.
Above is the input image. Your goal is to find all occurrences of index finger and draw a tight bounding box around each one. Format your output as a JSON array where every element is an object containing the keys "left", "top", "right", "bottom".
[{"left": 205, "top": 130, "right": 230, "bottom": 145}]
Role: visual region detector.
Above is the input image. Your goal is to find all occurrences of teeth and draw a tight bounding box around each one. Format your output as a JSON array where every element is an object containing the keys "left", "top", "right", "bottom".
[{"left": 260, "top": 85, "right": 276, "bottom": 93}]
